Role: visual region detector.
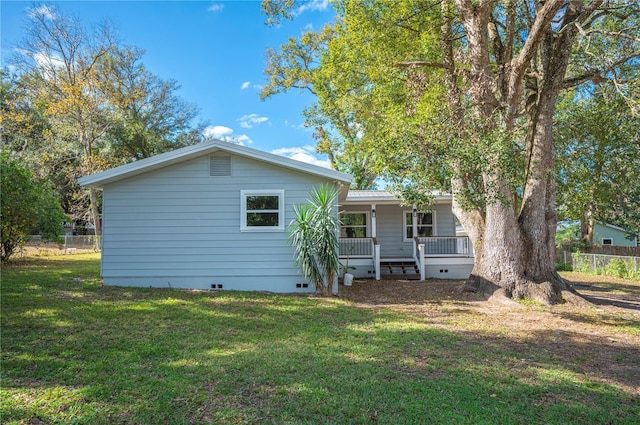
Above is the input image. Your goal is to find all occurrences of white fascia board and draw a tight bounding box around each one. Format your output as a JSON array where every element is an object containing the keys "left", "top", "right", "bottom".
[
  {"left": 78, "top": 142, "right": 214, "bottom": 188},
  {"left": 344, "top": 190, "right": 452, "bottom": 205},
  {"left": 78, "top": 140, "right": 352, "bottom": 188}
]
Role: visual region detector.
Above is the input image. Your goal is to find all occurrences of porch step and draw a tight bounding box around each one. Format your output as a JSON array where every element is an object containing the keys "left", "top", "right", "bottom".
[{"left": 380, "top": 260, "right": 420, "bottom": 280}]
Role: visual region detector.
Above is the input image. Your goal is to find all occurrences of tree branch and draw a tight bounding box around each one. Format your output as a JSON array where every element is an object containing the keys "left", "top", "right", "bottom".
[
  {"left": 396, "top": 61, "right": 454, "bottom": 70},
  {"left": 575, "top": 23, "right": 640, "bottom": 43},
  {"left": 507, "top": 0, "right": 566, "bottom": 117},
  {"left": 562, "top": 52, "right": 640, "bottom": 89}
]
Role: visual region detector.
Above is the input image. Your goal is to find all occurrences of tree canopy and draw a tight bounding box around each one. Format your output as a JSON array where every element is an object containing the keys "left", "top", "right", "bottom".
[
  {"left": 263, "top": 0, "right": 640, "bottom": 304},
  {"left": 555, "top": 86, "right": 640, "bottom": 243},
  {"left": 2, "top": 4, "right": 204, "bottom": 233},
  {"left": 1, "top": 153, "right": 67, "bottom": 261}
]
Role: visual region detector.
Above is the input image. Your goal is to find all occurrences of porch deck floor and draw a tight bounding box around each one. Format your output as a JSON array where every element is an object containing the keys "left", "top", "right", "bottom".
[{"left": 380, "top": 257, "right": 415, "bottom": 262}]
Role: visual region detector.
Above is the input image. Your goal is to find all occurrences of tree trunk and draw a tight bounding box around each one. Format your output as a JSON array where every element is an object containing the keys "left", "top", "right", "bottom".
[
  {"left": 457, "top": 175, "right": 574, "bottom": 306},
  {"left": 454, "top": 0, "right": 587, "bottom": 305},
  {"left": 581, "top": 204, "right": 594, "bottom": 244},
  {"left": 83, "top": 136, "right": 102, "bottom": 248},
  {"left": 89, "top": 189, "right": 102, "bottom": 250}
]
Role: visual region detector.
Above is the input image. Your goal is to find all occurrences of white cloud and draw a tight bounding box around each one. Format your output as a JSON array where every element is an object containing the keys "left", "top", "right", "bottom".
[
  {"left": 238, "top": 113, "right": 269, "bottom": 129},
  {"left": 15, "top": 48, "right": 65, "bottom": 79},
  {"left": 234, "top": 134, "right": 252, "bottom": 145},
  {"left": 207, "top": 3, "right": 224, "bottom": 13},
  {"left": 240, "top": 81, "right": 251, "bottom": 90},
  {"left": 203, "top": 125, "right": 233, "bottom": 139},
  {"left": 28, "top": 4, "right": 56, "bottom": 20},
  {"left": 203, "top": 125, "right": 253, "bottom": 145},
  {"left": 271, "top": 146, "right": 331, "bottom": 168},
  {"left": 284, "top": 119, "right": 309, "bottom": 131},
  {"left": 293, "top": 0, "right": 329, "bottom": 16},
  {"left": 33, "top": 52, "right": 65, "bottom": 69}
]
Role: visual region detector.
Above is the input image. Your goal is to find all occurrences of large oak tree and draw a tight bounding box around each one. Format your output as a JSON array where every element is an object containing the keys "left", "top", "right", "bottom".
[{"left": 263, "top": 0, "right": 639, "bottom": 304}]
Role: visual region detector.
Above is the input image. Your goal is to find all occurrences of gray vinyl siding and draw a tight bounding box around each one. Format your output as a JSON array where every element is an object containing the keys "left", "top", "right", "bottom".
[
  {"left": 376, "top": 205, "right": 411, "bottom": 258},
  {"left": 593, "top": 223, "right": 638, "bottom": 247},
  {"left": 340, "top": 203, "right": 456, "bottom": 258},
  {"left": 100, "top": 153, "right": 337, "bottom": 292}
]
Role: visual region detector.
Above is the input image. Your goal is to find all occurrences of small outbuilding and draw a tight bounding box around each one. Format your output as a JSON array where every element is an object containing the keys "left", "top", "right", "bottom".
[{"left": 593, "top": 222, "right": 638, "bottom": 247}]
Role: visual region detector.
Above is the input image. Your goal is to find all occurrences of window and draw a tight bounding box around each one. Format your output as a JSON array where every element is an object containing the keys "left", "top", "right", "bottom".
[
  {"left": 241, "top": 190, "right": 284, "bottom": 231},
  {"left": 602, "top": 238, "right": 613, "bottom": 245},
  {"left": 340, "top": 212, "right": 369, "bottom": 238},
  {"left": 404, "top": 210, "right": 435, "bottom": 241}
]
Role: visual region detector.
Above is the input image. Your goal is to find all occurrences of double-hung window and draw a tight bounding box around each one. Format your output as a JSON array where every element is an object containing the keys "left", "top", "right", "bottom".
[
  {"left": 340, "top": 212, "right": 369, "bottom": 238},
  {"left": 241, "top": 190, "right": 285, "bottom": 231},
  {"left": 403, "top": 210, "right": 435, "bottom": 241}
]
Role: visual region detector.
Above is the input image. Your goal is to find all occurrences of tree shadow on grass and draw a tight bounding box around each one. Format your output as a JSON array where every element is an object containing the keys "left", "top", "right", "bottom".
[
  {"left": 577, "top": 293, "right": 640, "bottom": 311},
  {"left": 3, "top": 260, "right": 639, "bottom": 424},
  {"left": 4, "top": 294, "right": 639, "bottom": 424},
  {"left": 568, "top": 278, "right": 640, "bottom": 297}
]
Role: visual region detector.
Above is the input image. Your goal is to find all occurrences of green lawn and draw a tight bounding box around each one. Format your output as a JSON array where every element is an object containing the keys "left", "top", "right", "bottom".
[{"left": 1, "top": 254, "right": 638, "bottom": 424}]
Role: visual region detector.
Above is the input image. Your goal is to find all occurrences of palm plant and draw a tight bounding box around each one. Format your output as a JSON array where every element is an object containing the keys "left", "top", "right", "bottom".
[{"left": 289, "top": 184, "right": 340, "bottom": 296}]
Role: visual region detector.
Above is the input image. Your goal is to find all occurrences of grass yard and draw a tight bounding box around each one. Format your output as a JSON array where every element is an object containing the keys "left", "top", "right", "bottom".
[{"left": 1, "top": 254, "right": 639, "bottom": 424}]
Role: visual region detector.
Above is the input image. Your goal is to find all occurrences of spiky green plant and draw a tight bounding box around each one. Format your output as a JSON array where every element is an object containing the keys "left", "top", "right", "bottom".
[{"left": 289, "top": 184, "right": 340, "bottom": 296}]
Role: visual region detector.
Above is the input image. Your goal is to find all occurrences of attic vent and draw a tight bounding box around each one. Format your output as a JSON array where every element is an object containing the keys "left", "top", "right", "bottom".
[{"left": 210, "top": 155, "right": 231, "bottom": 176}]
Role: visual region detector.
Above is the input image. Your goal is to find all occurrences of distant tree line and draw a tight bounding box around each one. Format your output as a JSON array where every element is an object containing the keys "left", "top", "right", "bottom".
[{"left": 1, "top": 4, "right": 206, "bottom": 259}]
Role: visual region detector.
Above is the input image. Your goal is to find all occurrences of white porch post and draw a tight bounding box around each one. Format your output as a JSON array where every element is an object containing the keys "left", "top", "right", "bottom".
[
  {"left": 374, "top": 243, "right": 381, "bottom": 280},
  {"left": 370, "top": 204, "right": 377, "bottom": 238},
  {"left": 412, "top": 204, "right": 418, "bottom": 239},
  {"left": 418, "top": 243, "right": 426, "bottom": 280},
  {"left": 371, "top": 203, "right": 379, "bottom": 280}
]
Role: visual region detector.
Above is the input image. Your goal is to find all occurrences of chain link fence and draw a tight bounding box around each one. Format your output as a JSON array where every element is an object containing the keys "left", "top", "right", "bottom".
[
  {"left": 19, "top": 235, "right": 101, "bottom": 256},
  {"left": 567, "top": 252, "right": 640, "bottom": 280}
]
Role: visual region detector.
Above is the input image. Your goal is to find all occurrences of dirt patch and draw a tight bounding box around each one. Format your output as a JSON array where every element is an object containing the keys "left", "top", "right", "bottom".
[{"left": 340, "top": 274, "right": 640, "bottom": 396}]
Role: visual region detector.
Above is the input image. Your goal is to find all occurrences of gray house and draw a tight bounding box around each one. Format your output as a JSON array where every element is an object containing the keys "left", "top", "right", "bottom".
[
  {"left": 557, "top": 220, "right": 638, "bottom": 247},
  {"left": 593, "top": 222, "right": 638, "bottom": 247},
  {"left": 80, "top": 140, "right": 474, "bottom": 293},
  {"left": 79, "top": 140, "right": 351, "bottom": 293}
]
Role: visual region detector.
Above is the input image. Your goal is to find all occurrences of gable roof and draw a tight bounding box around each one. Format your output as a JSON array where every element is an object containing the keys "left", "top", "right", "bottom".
[
  {"left": 78, "top": 139, "right": 352, "bottom": 189},
  {"left": 595, "top": 221, "right": 637, "bottom": 235}
]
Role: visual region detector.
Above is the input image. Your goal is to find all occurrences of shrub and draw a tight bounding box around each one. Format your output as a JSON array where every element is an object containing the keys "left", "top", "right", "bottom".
[
  {"left": 0, "top": 153, "right": 67, "bottom": 261},
  {"left": 289, "top": 184, "right": 340, "bottom": 296},
  {"left": 572, "top": 251, "right": 594, "bottom": 274},
  {"left": 604, "top": 258, "right": 628, "bottom": 279}
]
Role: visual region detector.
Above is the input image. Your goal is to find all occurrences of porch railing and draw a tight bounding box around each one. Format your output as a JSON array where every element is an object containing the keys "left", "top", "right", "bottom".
[
  {"left": 416, "top": 236, "right": 473, "bottom": 257},
  {"left": 339, "top": 237, "right": 380, "bottom": 280},
  {"left": 339, "top": 237, "right": 374, "bottom": 258},
  {"left": 413, "top": 236, "right": 474, "bottom": 280}
]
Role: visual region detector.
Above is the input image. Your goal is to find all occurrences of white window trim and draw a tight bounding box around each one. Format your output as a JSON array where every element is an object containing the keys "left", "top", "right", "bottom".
[
  {"left": 403, "top": 210, "right": 437, "bottom": 242},
  {"left": 240, "top": 190, "right": 285, "bottom": 232},
  {"left": 339, "top": 211, "right": 370, "bottom": 238},
  {"left": 602, "top": 238, "right": 613, "bottom": 245}
]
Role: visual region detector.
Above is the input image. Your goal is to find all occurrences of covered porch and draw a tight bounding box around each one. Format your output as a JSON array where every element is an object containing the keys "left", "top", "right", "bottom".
[
  {"left": 338, "top": 190, "right": 475, "bottom": 281},
  {"left": 339, "top": 236, "right": 474, "bottom": 280}
]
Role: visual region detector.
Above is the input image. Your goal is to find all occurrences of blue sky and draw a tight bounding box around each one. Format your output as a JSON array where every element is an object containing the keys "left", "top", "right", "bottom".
[{"left": 1, "top": 0, "right": 335, "bottom": 167}]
